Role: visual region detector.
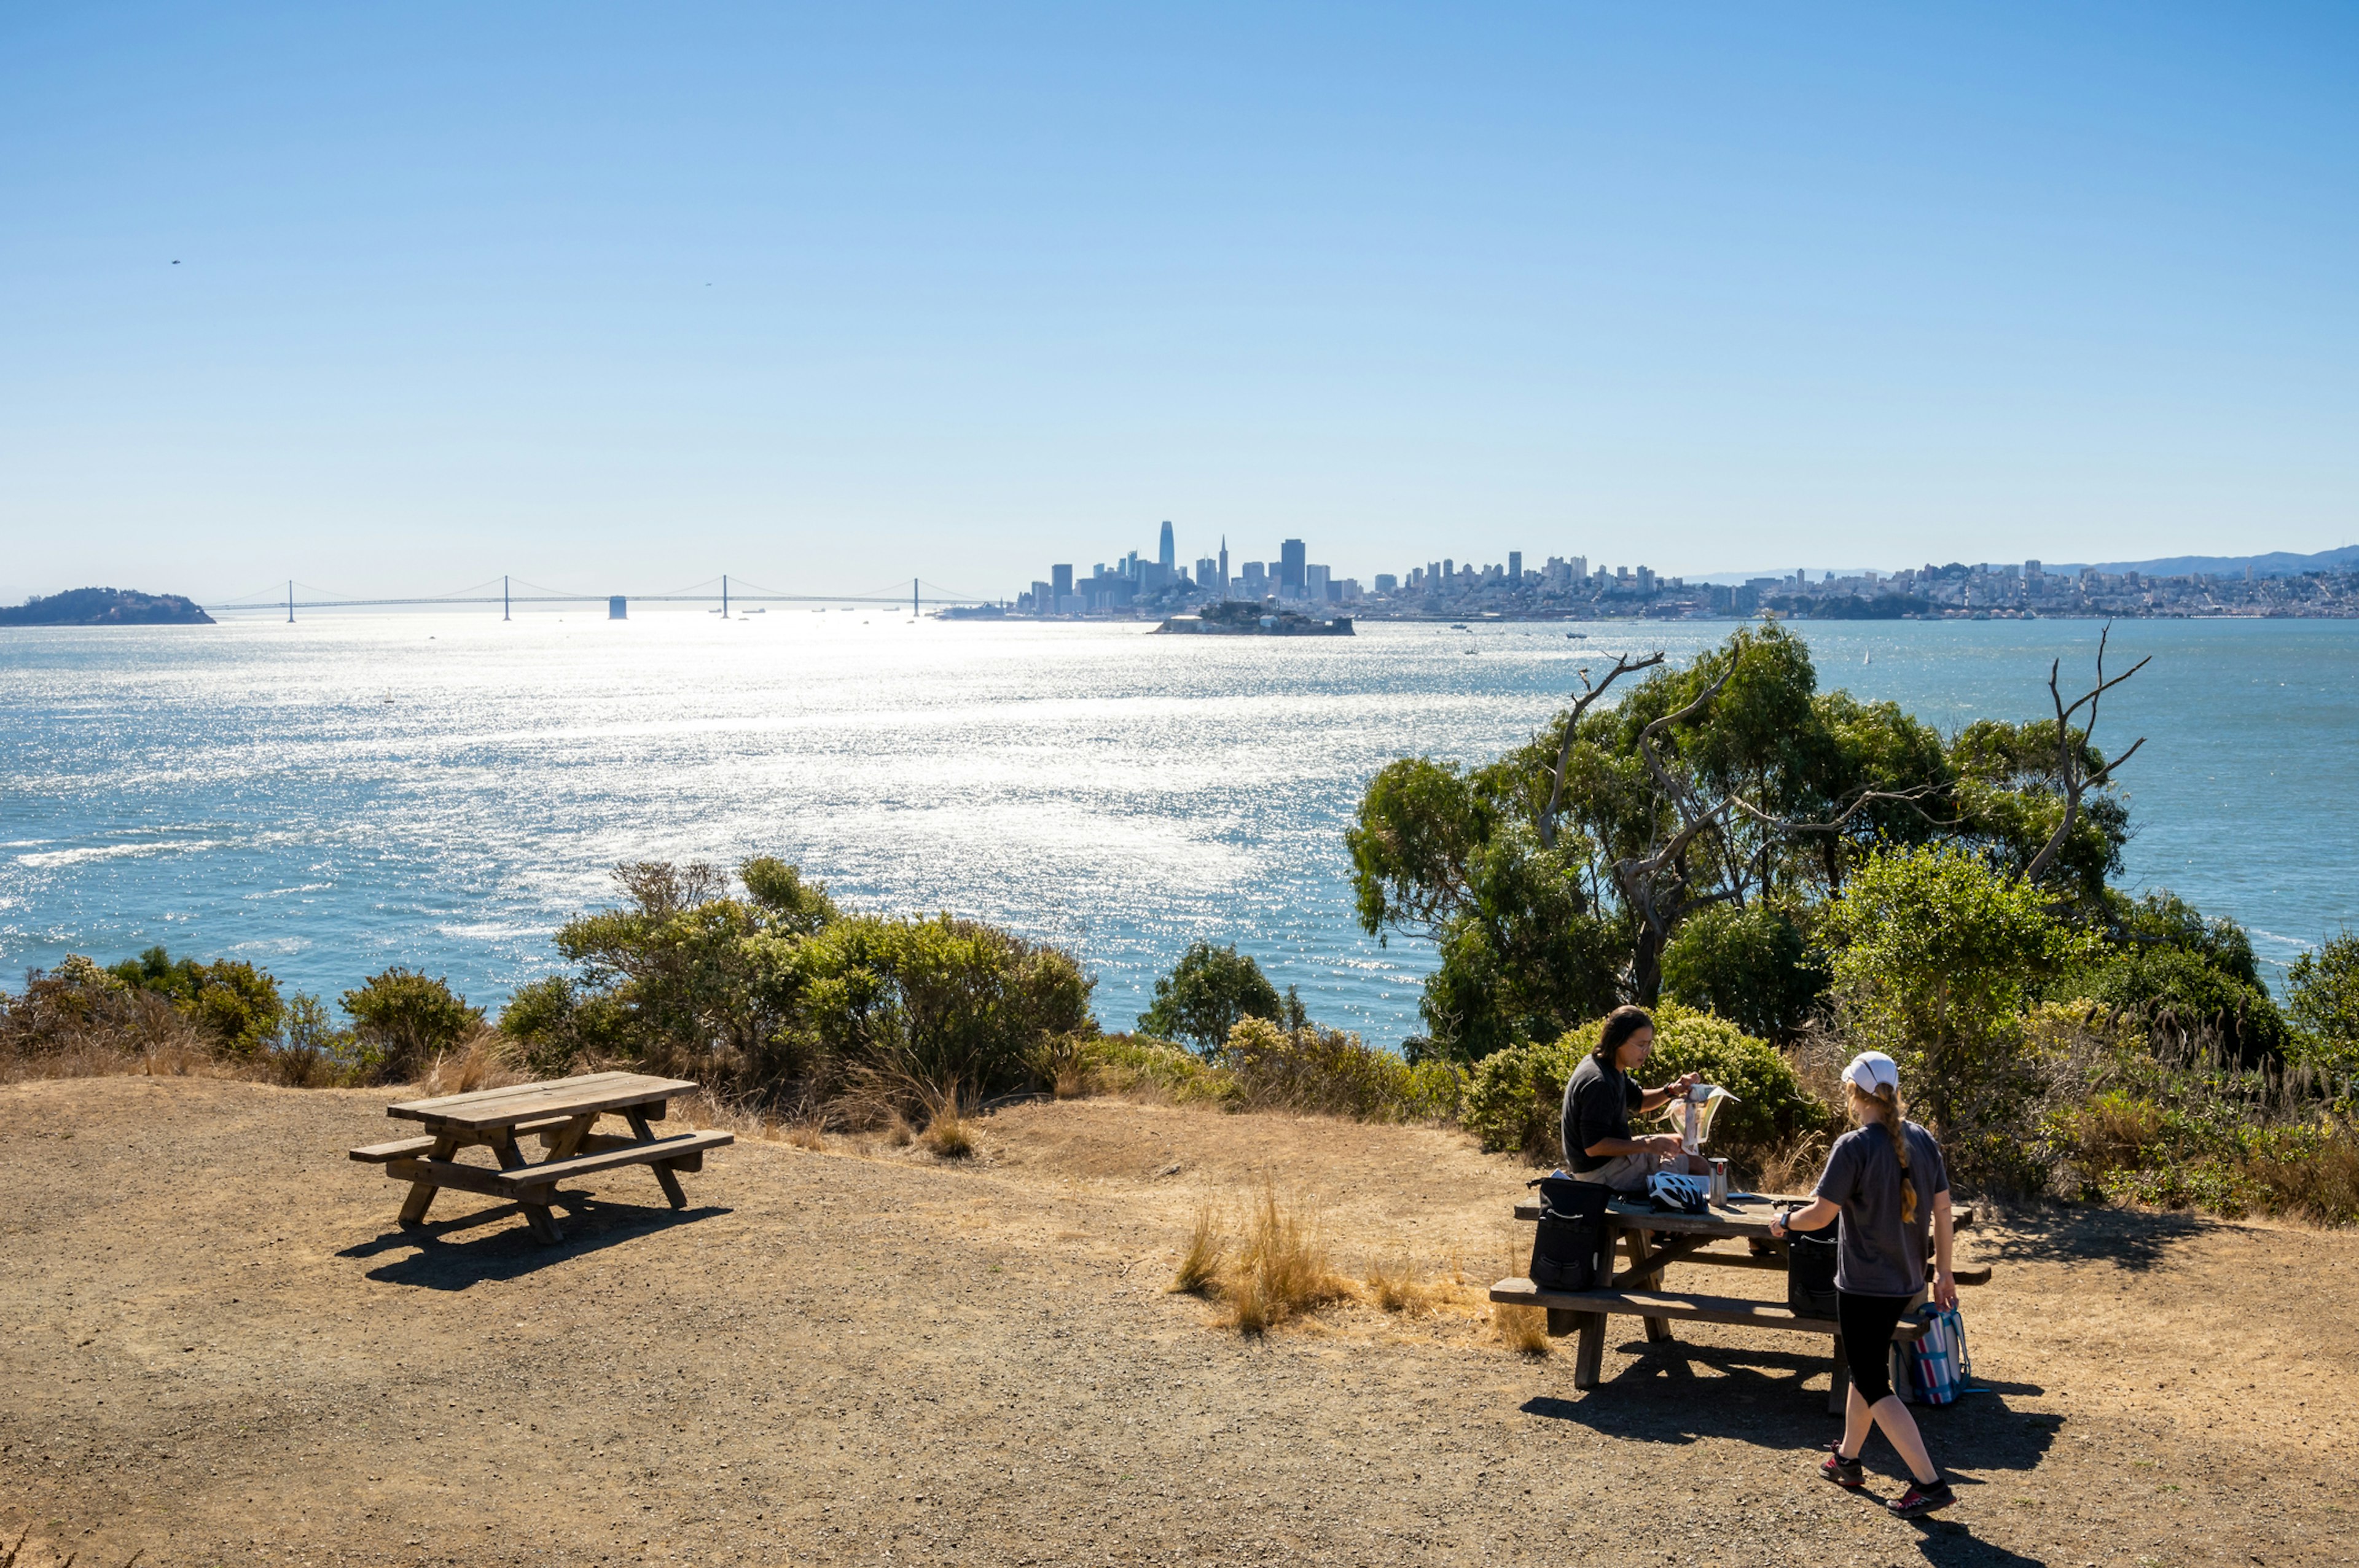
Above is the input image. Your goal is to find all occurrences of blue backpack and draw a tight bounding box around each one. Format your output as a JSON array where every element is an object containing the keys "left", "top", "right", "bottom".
[{"left": 1907, "top": 1304, "right": 1971, "bottom": 1405}]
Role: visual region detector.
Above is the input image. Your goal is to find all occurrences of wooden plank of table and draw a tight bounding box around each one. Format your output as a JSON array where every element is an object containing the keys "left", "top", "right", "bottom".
[
  {"left": 1573, "top": 1313, "right": 1607, "bottom": 1388},
  {"left": 386, "top": 1155, "right": 525, "bottom": 1203},
  {"left": 389, "top": 1074, "right": 700, "bottom": 1131},
  {"left": 503, "top": 1129, "right": 731, "bottom": 1188},
  {"left": 396, "top": 1132, "right": 458, "bottom": 1224},
  {"left": 351, "top": 1134, "right": 440, "bottom": 1164},
  {"left": 389, "top": 1071, "right": 638, "bottom": 1117},
  {"left": 625, "top": 1107, "right": 692, "bottom": 1208},
  {"left": 1488, "top": 1278, "right": 1928, "bottom": 1342},
  {"left": 1511, "top": 1198, "right": 1978, "bottom": 1231},
  {"left": 1610, "top": 1231, "right": 1712, "bottom": 1289}
]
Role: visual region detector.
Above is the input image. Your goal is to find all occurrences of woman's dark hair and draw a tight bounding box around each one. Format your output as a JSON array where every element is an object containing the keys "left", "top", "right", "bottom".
[{"left": 1595, "top": 1005, "right": 1655, "bottom": 1064}]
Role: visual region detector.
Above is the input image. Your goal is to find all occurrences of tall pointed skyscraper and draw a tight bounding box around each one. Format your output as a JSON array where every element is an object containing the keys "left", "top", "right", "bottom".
[
  {"left": 1218, "top": 537, "right": 1230, "bottom": 598},
  {"left": 1159, "top": 520, "right": 1176, "bottom": 569}
]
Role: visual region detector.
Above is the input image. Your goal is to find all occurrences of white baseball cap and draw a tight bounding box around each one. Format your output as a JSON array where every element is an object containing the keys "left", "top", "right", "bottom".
[{"left": 1843, "top": 1050, "right": 1900, "bottom": 1093}]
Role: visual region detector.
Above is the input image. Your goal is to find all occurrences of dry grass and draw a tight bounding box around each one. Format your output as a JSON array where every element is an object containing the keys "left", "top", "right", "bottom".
[
  {"left": 1755, "top": 1128, "right": 1832, "bottom": 1196},
  {"left": 1165, "top": 1184, "right": 1353, "bottom": 1333},
  {"left": 1363, "top": 1248, "right": 1442, "bottom": 1316},
  {"left": 1223, "top": 1184, "right": 1352, "bottom": 1334},
  {"left": 1169, "top": 1204, "right": 1226, "bottom": 1295},
  {"left": 413, "top": 1026, "right": 531, "bottom": 1097},
  {"left": 1493, "top": 1301, "right": 1551, "bottom": 1355},
  {"left": 1491, "top": 1249, "right": 1551, "bottom": 1354},
  {"left": 921, "top": 1104, "right": 976, "bottom": 1159}
]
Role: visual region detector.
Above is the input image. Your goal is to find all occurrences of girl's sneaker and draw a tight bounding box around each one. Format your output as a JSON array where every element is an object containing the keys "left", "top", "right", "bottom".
[
  {"left": 1888, "top": 1478, "right": 1954, "bottom": 1517},
  {"left": 1820, "top": 1444, "right": 1863, "bottom": 1489}
]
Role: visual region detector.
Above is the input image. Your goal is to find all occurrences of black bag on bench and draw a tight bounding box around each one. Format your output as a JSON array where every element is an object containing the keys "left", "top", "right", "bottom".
[
  {"left": 1529, "top": 1175, "right": 1610, "bottom": 1292},
  {"left": 1783, "top": 1209, "right": 1840, "bottom": 1318}
]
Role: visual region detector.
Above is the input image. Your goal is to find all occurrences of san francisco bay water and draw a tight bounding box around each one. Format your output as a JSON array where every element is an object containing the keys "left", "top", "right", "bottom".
[{"left": 2, "top": 612, "right": 2352, "bottom": 1043}]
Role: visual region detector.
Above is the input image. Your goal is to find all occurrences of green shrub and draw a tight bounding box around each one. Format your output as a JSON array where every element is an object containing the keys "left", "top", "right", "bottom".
[
  {"left": 1461, "top": 1034, "right": 1582, "bottom": 1159},
  {"left": 341, "top": 967, "right": 484, "bottom": 1083},
  {"left": 2288, "top": 930, "right": 2359, "bottom": 1086},
  {"left": 1826, "top": 845, "right": 2092, "bottom": 1185},
  {"left": 1460, "top": 1004, "right": 1823, "bottom": 1164},
  {"left": 1136, "top": 942, "right": 1282, "bottom": 1053},
  {"left": 497, "top": 975, "right": 587, "bottom": 1076},
  {"left": 103, "top": 946, "right": 286, "bottom": 1056},
  {"left": 2061, "top": 944, "right": 2286, "bottom": 1066},
  {"left": 1215, "top": 1016, "right": 1461, "bottom": 1123},
  {"left": 777, "top": 913, "right": 1095, "bottom": 1103},
  {"left": 1659, "top": 903, "right": 1826, "bottom": 1040},
  {"left": 1080, "top": 1033, "right": 1238, "bottom": 1105}
]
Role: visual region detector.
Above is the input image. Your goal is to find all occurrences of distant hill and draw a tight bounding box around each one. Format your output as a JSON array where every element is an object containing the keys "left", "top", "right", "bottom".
[
  {"left": 0, "top": 587, "right": 216, "bottom": 626},
  {"left": 2040, "top": 545, "right": 2359, "bottom": 580}
]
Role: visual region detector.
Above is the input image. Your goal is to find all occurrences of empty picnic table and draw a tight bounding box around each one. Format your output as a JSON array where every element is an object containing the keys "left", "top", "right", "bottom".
[
  {"left": 348, "top": 1071, "right": 732, "bottom": 1244},
  {"left": 1492, "top": 1193, "right": 1989, "bottom": 1410}
]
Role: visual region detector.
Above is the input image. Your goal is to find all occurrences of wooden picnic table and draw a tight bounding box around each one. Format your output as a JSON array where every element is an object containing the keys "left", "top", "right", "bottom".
[
  {"left": 348, "top": 1071, "right": 732, "bottom": 1244},
  {"left": 1492, "top": 1193, "right": 1989, "bottom": 1410}
]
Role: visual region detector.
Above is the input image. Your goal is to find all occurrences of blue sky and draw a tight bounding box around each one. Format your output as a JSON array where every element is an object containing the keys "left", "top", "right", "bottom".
[{"left": 2, "top": 2, "right": 2354, "bottom": 600}]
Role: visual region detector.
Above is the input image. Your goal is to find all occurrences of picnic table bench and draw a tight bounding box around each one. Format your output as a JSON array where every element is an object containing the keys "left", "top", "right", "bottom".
[
  {"left": 349, "top": 1071, "right": 731, "bottom": 1244},
  {"left": 1491, "top": 1194, "right": 1990, "bottom": 1410}
]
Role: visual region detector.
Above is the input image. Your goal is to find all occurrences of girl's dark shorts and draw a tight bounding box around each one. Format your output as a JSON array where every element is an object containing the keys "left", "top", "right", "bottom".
[{"left": 1836, "top": 1291, "right": 1915, "bottom": 1403}]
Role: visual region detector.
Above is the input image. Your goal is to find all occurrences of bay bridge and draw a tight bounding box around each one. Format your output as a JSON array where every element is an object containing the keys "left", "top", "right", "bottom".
[{"left": 202, "top": 574, "right": 997, "bottom": 620}]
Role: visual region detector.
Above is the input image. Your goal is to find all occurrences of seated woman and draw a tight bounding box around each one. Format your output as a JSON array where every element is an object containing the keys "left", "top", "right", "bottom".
[{"left": 1560, "top": 1005, "right": 1710, "bottom": 1193}]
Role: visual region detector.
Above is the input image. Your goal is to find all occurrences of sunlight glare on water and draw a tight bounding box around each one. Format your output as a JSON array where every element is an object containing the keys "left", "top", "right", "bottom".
[{"left": 2, "top": 612, "right": 2353, "bottom": 1043}]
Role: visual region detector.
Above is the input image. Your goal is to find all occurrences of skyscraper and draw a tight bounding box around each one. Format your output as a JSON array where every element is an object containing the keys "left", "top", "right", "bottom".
[
  {"left": 1052, "top": 564, "right": 1073, "bottom": 599},
  {"left": 1219, "top": 537, "right": 1230, "bottom": 598},
  {"left": 1280, "top": 539, "right": 1306, "bottom": 593},
  {"left": 1159, "top": 521, "right": 1175, "bottom": 569},
  {"left": 1508, "top": 551, "right": 1522, "bottom": 583}
]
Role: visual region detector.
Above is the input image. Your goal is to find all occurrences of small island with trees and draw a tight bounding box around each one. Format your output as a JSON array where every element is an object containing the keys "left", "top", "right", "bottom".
[
  {"left": 0, "top": 587, "right": 215, "bottom": 625},
  {"left": 1155, "top": 599, "right": 1353, "bottom": 635}
]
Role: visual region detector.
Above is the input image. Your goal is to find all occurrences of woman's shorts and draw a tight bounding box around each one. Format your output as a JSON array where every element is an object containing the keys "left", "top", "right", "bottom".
[
  {"left": 1836, "top": 1291, "right": 1916, "bottom": 1403},
  {"left": 1568, "top": 1152, "right": 1662, "bottom": 1194}
]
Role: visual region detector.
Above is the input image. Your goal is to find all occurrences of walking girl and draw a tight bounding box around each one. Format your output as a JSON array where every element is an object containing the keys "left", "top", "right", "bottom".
[{"left": 1768, "top": 1050, "right": 1960, "bottom": 1517}]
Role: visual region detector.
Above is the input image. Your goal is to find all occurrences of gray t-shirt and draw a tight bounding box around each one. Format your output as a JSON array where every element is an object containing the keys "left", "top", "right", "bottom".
[{"left": 1813, "top": 1121, "right": 1949, "bottom": 1297}]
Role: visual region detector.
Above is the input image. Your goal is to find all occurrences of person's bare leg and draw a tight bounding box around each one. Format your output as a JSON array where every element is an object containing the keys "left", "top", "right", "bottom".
[
  {"left": 1840, "top": 1381, "right": 1874, "bottom": 1459},
  {"left": 1869, "top": 1394, "right": 1937, "bottom": 1483}
]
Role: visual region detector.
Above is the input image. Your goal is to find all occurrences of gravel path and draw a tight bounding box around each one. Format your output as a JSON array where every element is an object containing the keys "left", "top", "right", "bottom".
[{"left": 2, "top": 1077, "right": 2352, "bottom": 1566}]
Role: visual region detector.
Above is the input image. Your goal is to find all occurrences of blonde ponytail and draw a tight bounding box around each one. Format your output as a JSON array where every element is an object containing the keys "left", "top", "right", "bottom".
[{"left": 1849, "top": 1081, "right": 1917, "bottom": 1224}]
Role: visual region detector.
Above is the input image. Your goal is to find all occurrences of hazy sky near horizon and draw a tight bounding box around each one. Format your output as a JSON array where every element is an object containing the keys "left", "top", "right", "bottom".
[{"left": 4, "top": 3, "right": 2356, "bottom": 601}]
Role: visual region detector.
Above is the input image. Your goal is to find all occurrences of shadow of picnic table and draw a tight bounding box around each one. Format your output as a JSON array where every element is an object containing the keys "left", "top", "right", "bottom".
[
  {"left": 338, "top": 1192, "right": 732, "bottom": 1289},
  {"left": 1519, "top": 1334, "right": 2064, "bottom": 1565}
]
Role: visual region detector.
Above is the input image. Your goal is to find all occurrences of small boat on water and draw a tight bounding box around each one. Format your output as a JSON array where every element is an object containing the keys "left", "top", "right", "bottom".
[
  {"left": 1567, "top": 632, "right": 1587, "bottom": 639},
  {"left": 1449, "top": 622, "right": 1468, "bottom": 630}
]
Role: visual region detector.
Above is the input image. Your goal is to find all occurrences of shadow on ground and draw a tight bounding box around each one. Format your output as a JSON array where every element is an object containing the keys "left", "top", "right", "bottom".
[
  {"left": 339, "top": 1195, "right": 730, "bottom": 1289},
  {"left": 1520, "top": 1336, "right": 2065, "bottom": 1564},
  {"left": 1978, "top": 1204, "right": 2226, "bottom": 1271}
]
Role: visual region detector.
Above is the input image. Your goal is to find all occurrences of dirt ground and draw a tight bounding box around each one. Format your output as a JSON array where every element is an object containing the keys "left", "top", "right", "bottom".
[{"left": 2, "top": 1076, "right": 2354, "bottom": 1568}]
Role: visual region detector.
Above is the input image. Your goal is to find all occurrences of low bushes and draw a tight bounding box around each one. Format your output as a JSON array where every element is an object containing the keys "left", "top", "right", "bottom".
[
  {"left": 1461, "top": 1003, "right": 1826, "bottom": 1168},
  {"left": 2031, "top": 1003, "right": 2359, "bottom": 1223},
  {"left": 1215, "top": 1016, "right": 1461, "bottom": 1123},
  {"left": 1076, "top": 1020, "right": 1461, "bottom": 1125}
]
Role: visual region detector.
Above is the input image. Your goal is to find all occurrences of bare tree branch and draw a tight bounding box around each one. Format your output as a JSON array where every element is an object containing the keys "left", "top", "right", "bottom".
[
  {"left": 1724, "top": 781, "right": 1955, "bottom": 836},
  {"left": 2022, "top": 621, "right": 2150, "bottom": 887},
  {"left": 1536, "top": 650, "right": 1666, "bottom": 850}
]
